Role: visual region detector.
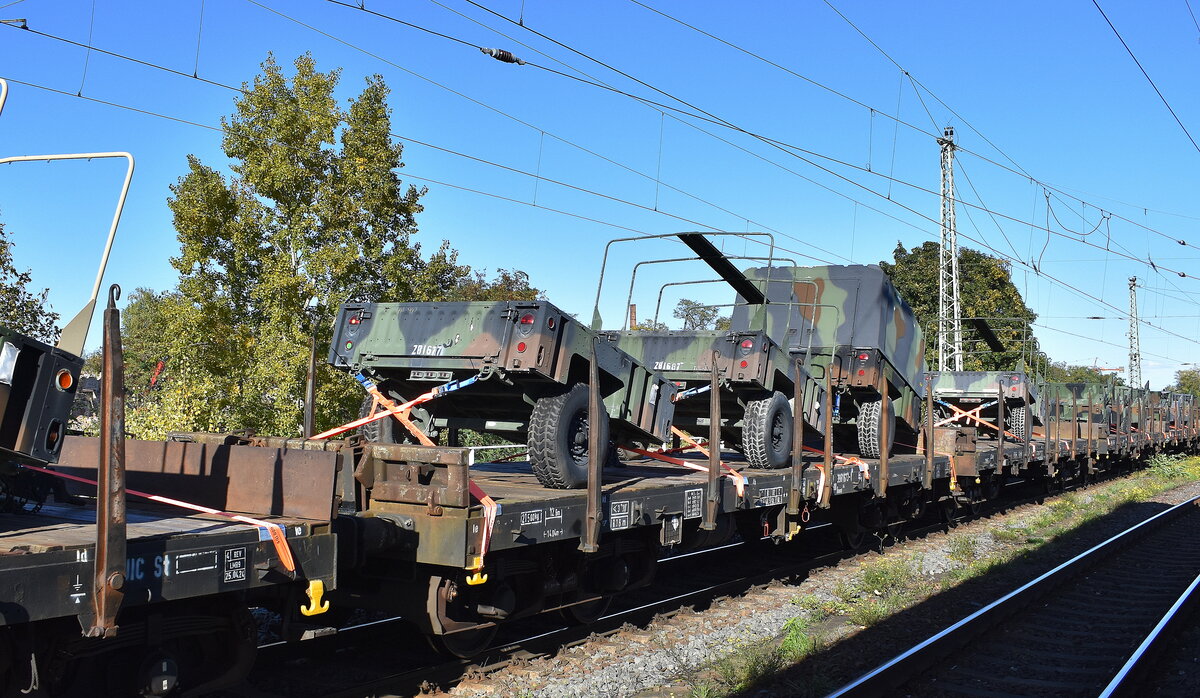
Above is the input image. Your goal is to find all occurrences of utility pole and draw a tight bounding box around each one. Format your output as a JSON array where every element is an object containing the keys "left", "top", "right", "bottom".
[
  {"left": 938, "top": 126, "right": 964, "bottom": 371},
  {"left": 1128, "top": 277, "right": 1142, "bottom": 387}
]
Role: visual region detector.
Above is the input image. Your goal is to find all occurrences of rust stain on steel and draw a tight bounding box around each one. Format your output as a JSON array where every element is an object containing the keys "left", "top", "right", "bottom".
[
  {"left": 59, "top": 435, "right": 343, "bottom": 522},
  {"left": 89, "top": 284, "right": 126, "bottom": 638}
]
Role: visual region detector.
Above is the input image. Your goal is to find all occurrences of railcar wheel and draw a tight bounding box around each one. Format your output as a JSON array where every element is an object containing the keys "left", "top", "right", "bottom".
[
  {"left": 742, "top": 392, "right": 793, "bottom": 469},
  {"left": 559, "top": 596, "right": 612, "bottom": 625},
  {"left": 838, "top": 526, "right": 869, "bottom": 551},
  {"left": 857, "top": 398, "right": 895, "bottom": 459},
  {"left": 529, "top": 384, "right": 611, "bottom": 489},
  {"left": 426, "top": 625, "right": 498, "bottom": 659}
]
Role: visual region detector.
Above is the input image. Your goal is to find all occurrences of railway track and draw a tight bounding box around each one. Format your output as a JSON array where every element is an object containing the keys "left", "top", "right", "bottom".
[{"left": 829, "top": 494, "right": 1200, "bottom": 697}]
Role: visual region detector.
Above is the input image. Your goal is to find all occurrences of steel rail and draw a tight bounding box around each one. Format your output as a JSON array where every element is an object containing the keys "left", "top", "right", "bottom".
[
  {"left": 1098, "top": 567, "right": 1200, "bottom": 697},
  {"left": 828, "top": 493, "right": 1200, "bottom": 697}
]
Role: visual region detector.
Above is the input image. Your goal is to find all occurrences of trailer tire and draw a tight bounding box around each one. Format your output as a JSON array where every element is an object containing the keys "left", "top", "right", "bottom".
[
  {"left": 857, "top": 397, "right": 895, "bottom": 459},
  {"left": 1009, "top": 403, "right": 1028, "bottom": 441},
  {"left": 742, "top": 392, "right": 793, "bottom": 469},
  {"left": 529, "top": 383, "right": 610, "bottom": 489}
]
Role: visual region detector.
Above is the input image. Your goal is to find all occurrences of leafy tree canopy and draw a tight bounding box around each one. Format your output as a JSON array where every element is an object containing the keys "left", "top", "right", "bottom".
[
  {"left": 126, "top": 54, "right": 537, "bottom": 438},
  {"left": 880, "top": 241, "right": 1037, "bottom": 372},
  {"left": 1166, "top": 369, "right": 1200, "bottom": 395},
  {"left": 673, "top": 298, "right": 730, "bottom": 331},
  {"left": 0, "top": 221, "right": 60, "bottom": 343}
]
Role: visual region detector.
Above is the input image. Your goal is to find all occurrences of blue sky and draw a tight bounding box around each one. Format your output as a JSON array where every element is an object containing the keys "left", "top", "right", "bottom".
[{"left": 1, "top": 0, "right": 1198, "bottom": 388}]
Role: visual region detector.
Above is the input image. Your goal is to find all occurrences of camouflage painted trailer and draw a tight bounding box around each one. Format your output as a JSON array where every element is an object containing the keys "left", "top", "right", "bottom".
[
  {"left": 730, "top": 264, "right": 927, "bottom": 458},
  {"left": 328, "top": 300, "right": 676, "bottom": 489},
  {"left": 926, "top": 371, "right": 1041, "bottom": 440},
  {"left": 1039, "top": 382, "right": 1115, "bottom": 448},
  {"left": 604, "top": 328, "right": 826, "bottom": 469}
]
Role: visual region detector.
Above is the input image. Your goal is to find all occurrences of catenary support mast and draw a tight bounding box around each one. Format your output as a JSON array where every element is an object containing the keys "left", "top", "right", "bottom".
[
  {"left": 938, "top": 127, "right": 964, "bottom": 371},
  {"left": 1128, "top": 276, "right": 1142, "bottom": 387}
]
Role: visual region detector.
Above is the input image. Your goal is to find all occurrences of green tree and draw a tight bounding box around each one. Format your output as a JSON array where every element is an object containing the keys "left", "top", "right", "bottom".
[
  {"left": 1166, "top": 369, "right": 1200, "bottom": 395},
  {"left": 0, "top": 221, "right": 60, "bottom": 343},
  {"left": 127, "top": 54, "right": 534, "bottom": 438},
  {"left": 673, "top": 298, "right": 729, "bottom": 331},
  {"left": 1042, "top": 362, "right": 1123, "bottom": 385},
  {"left": 880, "top": 241, "right": 1037, "bottom": 372}
]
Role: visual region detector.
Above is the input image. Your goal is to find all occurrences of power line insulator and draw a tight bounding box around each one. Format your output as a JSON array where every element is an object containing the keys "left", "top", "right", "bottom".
[{"left": 480, "top": 47, "right": 526, "bottom": 65}]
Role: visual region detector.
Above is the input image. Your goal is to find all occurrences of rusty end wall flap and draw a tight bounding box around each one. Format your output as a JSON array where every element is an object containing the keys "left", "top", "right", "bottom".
[{"left": 57, "top": 436, "right": 341, "bottom": 522}]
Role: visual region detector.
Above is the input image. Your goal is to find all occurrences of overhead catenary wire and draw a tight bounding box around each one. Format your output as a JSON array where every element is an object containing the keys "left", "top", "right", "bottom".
[
  {"left": 4, "top": 17, "right": 843, "bottom": 266},
  {"left": 246, "top": 1, "right": 1200, "bottom": 340},
  {"left": 309, "top": 2, "right": 1200, "bottom": 276},
  {"left": 7, "top": 7, "right": 1199, "bottom": 365},
  {"left": 1091, "top": 0, "right": 1200, "bottom": 155}
]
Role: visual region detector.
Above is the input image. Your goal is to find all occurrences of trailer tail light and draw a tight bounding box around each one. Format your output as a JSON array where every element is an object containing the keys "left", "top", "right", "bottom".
[
  {"left": 739, "top": 338, "right": 754, "bottom": 356},
  {"left": 55, "top": 369, "right": 74, "bottom": 391},
  {"left": 348, "top": 315, "right": 361, "bottom": 326},
  {"left": 858, "top": 353, "right": 869, "bottom": 361},
  {"left": 517, "top": 312, "right": 537, "bottom": 337}
]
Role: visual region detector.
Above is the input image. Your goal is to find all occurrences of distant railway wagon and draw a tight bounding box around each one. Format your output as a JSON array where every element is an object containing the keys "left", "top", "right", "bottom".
[{"left": 926, "top": 370, "right": 1040, "bottom": 441}]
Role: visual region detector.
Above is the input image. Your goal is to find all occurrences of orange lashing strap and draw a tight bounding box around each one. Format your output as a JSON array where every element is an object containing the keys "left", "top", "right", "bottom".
[
  {"left": 935, "top": 400, "right": 1020, "bottom": 440},
  {"left": 20, "top": 464, "right": 296, "bottom": 572},
  {"left": 466, "top": 479, "right": 497, "bottom": 583},
  {"left": 312, "top": 373, "right": 479, "bottom": 441},
  {"left": 622, "top": 446, "right": 746, "bottom": 498}
]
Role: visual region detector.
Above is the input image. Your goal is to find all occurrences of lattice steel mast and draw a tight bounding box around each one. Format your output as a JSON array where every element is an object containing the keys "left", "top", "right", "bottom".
[
  {"left": 938, "top": 127, "right": 964, "bottom": 371},
  {"left": 1128, "top": 276, "right": 1142, "bottom": 387}
]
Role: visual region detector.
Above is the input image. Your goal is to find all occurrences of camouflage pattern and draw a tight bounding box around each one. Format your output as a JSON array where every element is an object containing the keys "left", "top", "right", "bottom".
[
  {"left": 1165, "top": 391, "right": 1197, "bottom": 430},
  {"left": 604, "top": 328, "right": 827, "bottom": 441},
  {"left": 0, "top": 325, "right": 83, "bottom": 466},
  {"left": 927, "top": 371, "right": 1042, "bottom": 435},
  {"left": 328, "top": 300, "right": 677, "bottom": 445},
  {"left": 1038, "top": 381, "right": 1113, "bottom": 426},
  {"left": 729, "top": 264, "right": 927, "bottom": 439}
]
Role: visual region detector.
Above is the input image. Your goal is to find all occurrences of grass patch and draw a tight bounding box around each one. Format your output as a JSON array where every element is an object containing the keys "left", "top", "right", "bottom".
[{"left": 946, "top": 534, "right": 979, "bottom": 563}]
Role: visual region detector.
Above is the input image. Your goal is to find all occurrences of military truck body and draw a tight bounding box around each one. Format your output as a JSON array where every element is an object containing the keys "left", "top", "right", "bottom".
[
  {"left": 730, "top": 264, "right": 927, "bottom": 457},
  {"left": 926, "top": 371, "right": 1041, "bottom": 441},
  {"left": 605, "top": 328, "right": 826, "bottom": 468},
  {"left": 329, "top": 300, "right": 676, "bottom": 488}
]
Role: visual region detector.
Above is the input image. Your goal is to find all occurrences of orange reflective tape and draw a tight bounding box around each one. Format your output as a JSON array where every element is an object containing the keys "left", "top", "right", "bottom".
[
  {"left": 21, "top": 464, "right": 297, "bottom": 572},
  {"left": 468, "top": 479, "right": 497, "bottom": 567},
  {"left": 622, "top": 446, "right": 746, "bottom": 498}
]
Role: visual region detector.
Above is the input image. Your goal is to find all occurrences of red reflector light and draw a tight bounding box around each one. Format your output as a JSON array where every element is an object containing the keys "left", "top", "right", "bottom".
[
  {"left": 740, "top": 360, "right": 748, "bottom": 368},
  {"left": 858, "top": 353, "right": 869, "bottom": 361},
  {"left": 858, "top": 369, "right": 866, "bottom": 376},
  {"left": 349, "top": 315, "right": 360, "bottom": 325},
  {"left": 520, "top": 313, "right": 536, "bottom": 324},
  {"left": 1011, "top": 385, "right": 1018, "bottom": 391},
  {"left": 517, "top": 342, "right": 527, "bottom": 352},
  {"left": 547, "top": 317, "right": 556, "bottom": 329}
]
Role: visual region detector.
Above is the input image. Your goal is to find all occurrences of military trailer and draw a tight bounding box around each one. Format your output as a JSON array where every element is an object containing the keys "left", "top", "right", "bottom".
[
  {"left": 730, "top": 264, "right": 927, "bottom": 458},
  {"left": 605, "top": 328, "right": 825, "bottom": 469},
  {"left": 596, "top": 233, "right": 825, "bottom": 469},
  {"left": 926, "top": 371, "right": 1040, "bottom": 441},
  {"left": 328, "top": 300, "right": 676, "bottom": 489}
]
